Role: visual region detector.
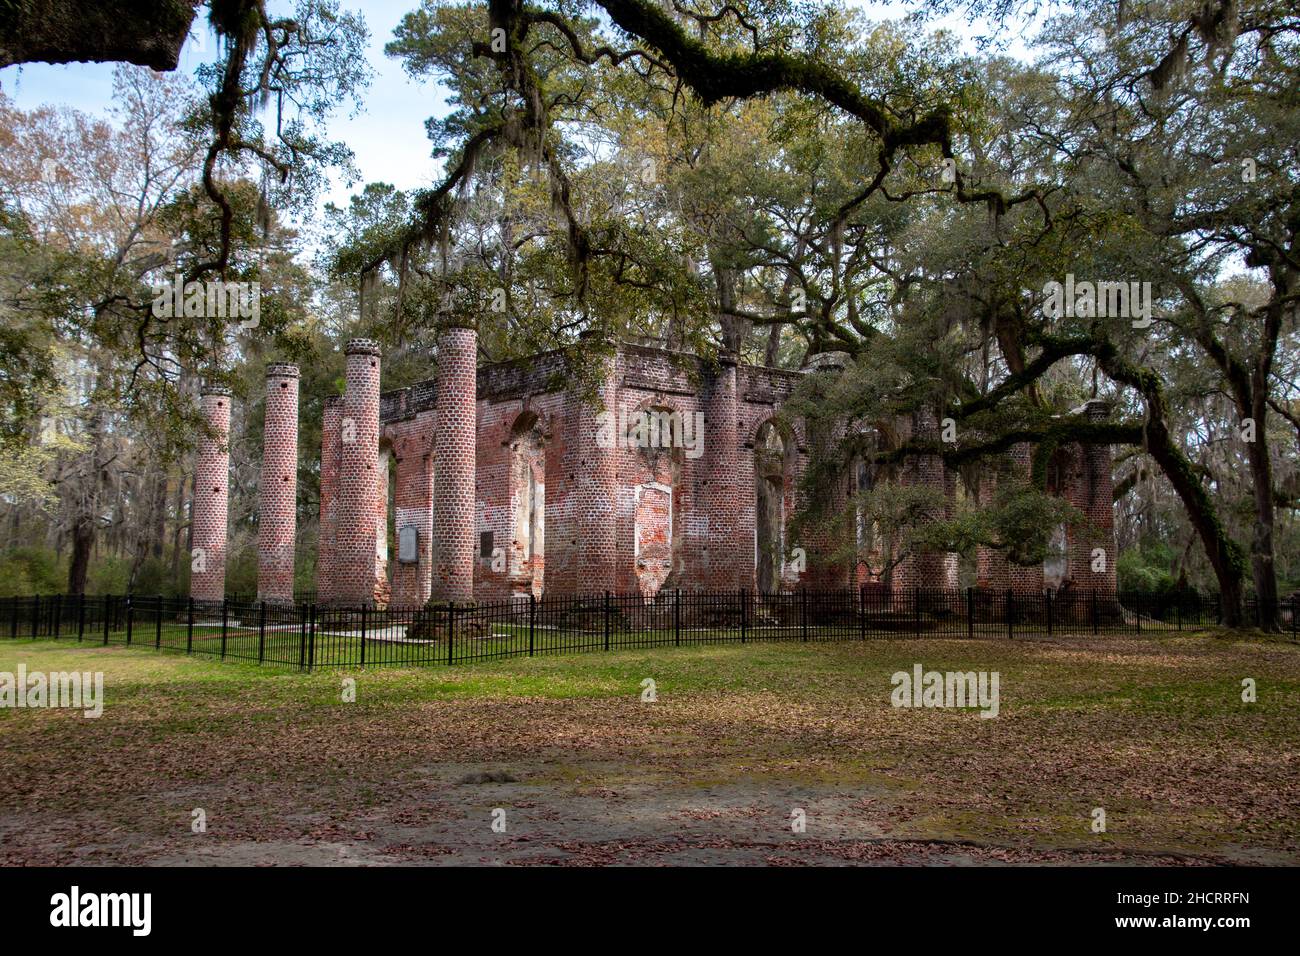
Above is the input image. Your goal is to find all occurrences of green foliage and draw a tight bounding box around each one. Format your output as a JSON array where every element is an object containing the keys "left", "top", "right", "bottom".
[
  {"left": 0, "top": 547, "right": 64, "bottom": 597},
  {"left": 1117, "top": 543, "right": 1180, "bottom": 594}
]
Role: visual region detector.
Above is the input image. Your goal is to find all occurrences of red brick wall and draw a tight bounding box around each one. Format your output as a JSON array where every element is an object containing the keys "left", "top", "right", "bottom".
[
  {"left": 387, "top": 413, "right": 434, "bottom": 606},
  {"left": 257, "top": 364, "right": 298, "bottom": 603},
  {"left": 318, "top": 341, "right": 1115, "bottom": 606},
  {"left": 191, "top": 387, "right": 231, "bottom": 603}
]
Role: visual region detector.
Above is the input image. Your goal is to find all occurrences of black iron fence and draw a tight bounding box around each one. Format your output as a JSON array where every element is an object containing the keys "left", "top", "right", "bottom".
[{"left": 2, "top": 588, "right": 1295, "bottom": 671}]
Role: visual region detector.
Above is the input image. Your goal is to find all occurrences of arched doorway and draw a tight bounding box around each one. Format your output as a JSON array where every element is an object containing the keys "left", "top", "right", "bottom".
[
  {"left": 509, "top": 411, "right": 546, "bottom": 597},
  {"left": 628, "top": 403, "right": 685, "bottom": 598},
  {"left": 754, "top": 420, "right": 792, "bottom": 593}
]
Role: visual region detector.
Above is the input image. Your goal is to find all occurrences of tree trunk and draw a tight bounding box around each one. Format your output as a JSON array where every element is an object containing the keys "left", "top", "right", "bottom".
[
  {"left": 1099, "top": 348, "right": 1247, "bottom": 625},
  {"left": 67, "top": 518, "right": 94, "bottom": 595},
  {"left": 1245, "top": 396, "right": 1279, "bottom": 629}
]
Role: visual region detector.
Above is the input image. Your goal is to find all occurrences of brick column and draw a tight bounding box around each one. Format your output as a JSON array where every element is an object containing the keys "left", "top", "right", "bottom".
[
  {"left": 976, "top": 465, "right": 1009, "bottom": 589},
  {"left": 335, "top": 339, "right": 382, "bottom": 605},
  {"left": 894, "top": 406, "right": 954, "bottom": 596},
  {"left": 580, "top": 343, "right": 620, "bottom": 594},
  {"left": 797, "top": 353, "right": 852, "bottom": 589},
  {"left": 258, "top": 364, "right": 299, "bottom": 604},
  {"left": 1073, "top": 399, "right": 1117, "bottom": 593},
  {"left": 432, "top": 325, "right": 477, "bottom": 602},
  {"left": 316, "top": 396, "right": 342, "bottom": 602},
  {"left": 704, "top": 352, "right": 746, "bottom": 589},
  {"left": 191, "top": 385, "right": 231, "bottom": 604},
  {"left": 544, "top": 337, "right": 619, "bottom": 597},
  {"left": 374, "top": 443, "right": 391, "bottom": 607},
  {"left": 1006, "top": 442, "right": 1045, "bottom": 595}
]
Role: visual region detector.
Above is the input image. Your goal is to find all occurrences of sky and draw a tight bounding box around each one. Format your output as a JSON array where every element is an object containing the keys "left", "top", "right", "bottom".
[{"left": 0, "top": 1, "right": 1032, "bottom": 238}]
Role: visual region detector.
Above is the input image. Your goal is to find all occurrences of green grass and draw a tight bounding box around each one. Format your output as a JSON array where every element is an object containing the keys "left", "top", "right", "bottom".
[{"left": 2, "top": 629, "right": 1298, "bottom": 863}]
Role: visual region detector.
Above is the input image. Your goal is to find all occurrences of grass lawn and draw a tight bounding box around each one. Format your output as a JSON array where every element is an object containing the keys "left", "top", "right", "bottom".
[{"left": 1, "top": 628, "right": 1297, "bottom": 866}]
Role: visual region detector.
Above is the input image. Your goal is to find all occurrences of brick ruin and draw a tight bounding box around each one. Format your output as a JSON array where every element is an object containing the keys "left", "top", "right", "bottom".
[{"left": 192, "top": 333, "right": 1118, "bottom": 606}]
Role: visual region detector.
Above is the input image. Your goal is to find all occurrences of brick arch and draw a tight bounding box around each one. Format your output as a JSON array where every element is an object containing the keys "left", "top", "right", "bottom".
[
  {"left": 848, "top": 421, "right": 903, "bottom": 586},
  {"left": 383, "top": 418, "right": 436, "bottom": 607},
  {"left": 622, "top": 396, "right": 690, "bottom": 598},
  {"left": 509, "top": 406, "right": 552, "bottom": 439},
  {"left": 754, "top": 417, "right": 796, "bottom": 593},
  {"left": 506, "top": 408, "right": 548, "bottom": 596}
]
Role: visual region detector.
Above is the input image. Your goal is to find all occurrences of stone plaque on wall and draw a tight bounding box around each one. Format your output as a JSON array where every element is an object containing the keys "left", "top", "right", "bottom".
[{"left": 398, "top": 525, "right": 419, "bottom": 564}]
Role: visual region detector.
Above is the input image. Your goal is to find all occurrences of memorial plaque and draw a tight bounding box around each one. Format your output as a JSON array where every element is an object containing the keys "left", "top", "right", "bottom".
[{"left": 398, "top": 525, "right": 419, "bottom": 564}]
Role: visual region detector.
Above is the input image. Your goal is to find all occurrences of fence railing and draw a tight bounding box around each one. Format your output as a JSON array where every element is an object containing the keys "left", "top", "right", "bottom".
[{"left": 2, "top": 588, "right": 1295, "bottom": 671}]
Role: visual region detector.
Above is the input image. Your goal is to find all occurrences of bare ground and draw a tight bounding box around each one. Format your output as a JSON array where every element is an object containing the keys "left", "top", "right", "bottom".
[{"left": 1, "top": 632, "right": 1297, "bottom": 866}]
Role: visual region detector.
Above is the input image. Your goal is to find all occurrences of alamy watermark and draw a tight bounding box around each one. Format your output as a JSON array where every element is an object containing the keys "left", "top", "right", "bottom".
[
  {"left": 0, "top": 665, "right": 103, "bottom": 718},
  {"left": 1039, "top": 274, "right": 1152, "bottom": 329},
  {"left": 151, "top": 274, "right": 260, "bottom": 329},
  {"left": 50, "top": 886, "right": 150, "bottom": 936},
  {"left": 596, "top": 408, "right": 705, "bottom": 459},
  {"left": 891, "top": 664, "right": 1000, "bottom": 718}
]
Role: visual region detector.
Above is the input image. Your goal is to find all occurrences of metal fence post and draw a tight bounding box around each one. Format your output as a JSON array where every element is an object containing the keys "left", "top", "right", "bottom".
[
  {"left": 32, "top": 594, "right": 40, "bottom": 638},
  {"left": 103, "top": 595, "right": 110, "bottom": 645},
  {"left": 528, "top": 592, "right": 535, "bottom": 657},
  {"left": 1091, "top": 589, "right": 1099, "bottom": 635},
  {"left": 447, "top": 602, "right": 455, "bottom": 665},
  {"left": 603, "top": 590, "right": 611, "bottom": 652},
  {"left": 1135, "top": 591, "right": 1142, "bottom": 634},
  {"left": 53, "top": 594, "right": 61, "bottom": 639},
  {"left": 186, "top": 597, "right": 194, "bottom": 654},
  {"left": 155, "top": 598, "right": 163, "bottom": 649},
  {"left": 1045, "top": 588, "right": 1053, "bottom": 637},
  {"left": 859, "top": 585, "right": 866, "bottom": 641},
  {"left": 258, "top": 600, "right": 267, "bottom": 664},
  {"left": 220, "top": 598, "right": 228, "bottom": 659},
  {"left": 297, "top": 603, "right": 308, "bottom": 671},
  {"left": 308, "top": 603, "right": 317, "bottom": 672},
  {"left": 967, "top": 587, "right": 975, "bottom": 640},
  {"left": 1006, "top": 589, "right": 1013, "bottom": 640},
  {"left": 800, "top": 587, "right": 808, "bottom": 642},
  {"left": 740, "top": 589, "right": 748, "bottom": 644},
  {"left": 125, "top": 595, "right": 133, "bottom": 645},
  {"left": 674, "top": 589, "right": 681, "bottom": 647},
  {"left": 77, "top": 593, "right": 86, "bottom": 642},
  {"left": 359, "top": 603, "right": 367, "bottom": 668},
  {"left": 8, "top": 596, "right": 17, "bottom": 639}
]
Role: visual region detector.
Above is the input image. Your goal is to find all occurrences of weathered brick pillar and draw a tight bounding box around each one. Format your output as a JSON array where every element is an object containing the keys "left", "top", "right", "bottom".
[
  {"left": 316, "top": 396, "right": 342, "bottom": 602},
  {"left": 581, "top": 344, "right": 620, "bottom": 594},
  {"left": 1073, "top": 399, "right": 1117, "bottom": 593},
  {"left": 549, "top": 337, "right": 619, "bottom": 596},
  {"left": 894, "top": 406, "right": 953, "bottom": 597},
  {"left": 258, "top": 364, "right": 299, "bottom": 604},
  {"left": 191, "top": 385, "right": 231, "bottom": 604},
  {"left": 374, "top": 443, "right": 391, "bottom": 607},
  {"left": 797, "top": 353, "right": 852, "bottom": 590},
  {"left": 432, "top": 324, "right": 477, "bottom": 602},
  {"left": 335, "top": 339, "right": 382, "bottom": 605},
  {"left": 975, "top": 465, "right": 1009, "bottom": 589},
  {"left": 1006, "top": 441, "right": 1045, "bottom": 595},
  {"left": 703, "top": 352, "right": 746, "bottom": 589}
]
